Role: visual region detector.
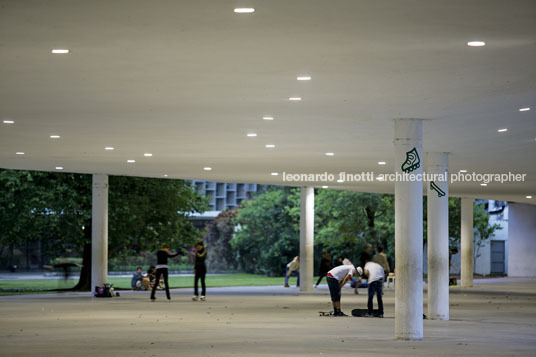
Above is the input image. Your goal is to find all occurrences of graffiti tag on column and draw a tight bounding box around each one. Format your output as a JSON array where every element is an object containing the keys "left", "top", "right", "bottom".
[
  {"left": 401, "top": 147, "right": 420, "bottom": 173},
  {"left": 430, "top": 181, "right": 446, "bottom": 197}
]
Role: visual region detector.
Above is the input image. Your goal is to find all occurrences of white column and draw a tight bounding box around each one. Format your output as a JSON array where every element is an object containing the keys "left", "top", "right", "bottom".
[
  {"left": 91, "top": 174, "right": 109, "bottom": 293},
  {"left": 394, "top": 119, "right": 423, "bottom": 340},
  {"left": 299, "top": 186, "right": 314, "bottom": 292},
  {"left": 461, "top": 197, "right": 474, "bottom": 287},
  {"left": 426, "top": 152, "right": 449, "bottom": 320}
]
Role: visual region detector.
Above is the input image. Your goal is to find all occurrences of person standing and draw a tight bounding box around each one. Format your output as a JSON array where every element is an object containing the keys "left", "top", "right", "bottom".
[
  {"left": 363, "top": 255, "right": 385, "bottom": 318},
  {"left": 315, "top": 252, "right": 332, "bottom": 287},
  {"left": 333, "top": 257, "right": 343, "bottom": 267},
  {"left": 359, "top": 244, "right": 373, "bottom": 268},
  {"left": 372, "top": 245, "right": 390, "bottom": 278},
  {"left": 192, "top": 242, "right": 207, "bottom": 301},
  {"left": 150, "top": 244, "right": 180, "bottom": 301},
  {"left": 284, "top": 256, "right": 300, "bottom": 287},
  {"left": 326, "top": 264, "right": 362, "bottom": 316}
]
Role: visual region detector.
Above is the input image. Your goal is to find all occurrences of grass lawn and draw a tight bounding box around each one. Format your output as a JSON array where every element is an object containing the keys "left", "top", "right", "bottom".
[{"left": 0, "top": 273, "right": 305, "bottom": 295}]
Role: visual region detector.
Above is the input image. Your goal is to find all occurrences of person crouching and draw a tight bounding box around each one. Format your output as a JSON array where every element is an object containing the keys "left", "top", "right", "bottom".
[{"left": 326, "top": 264, "right": 362, "bottom": 316}]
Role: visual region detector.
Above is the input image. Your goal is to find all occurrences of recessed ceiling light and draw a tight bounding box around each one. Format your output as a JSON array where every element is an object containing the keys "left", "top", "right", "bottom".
[
  {"left": 497, "top": 128, "right": 508, "bottom": 132},
  {"left": 265, "top": 144, "right": 275, "bottom": 148},
  {"left": 467, "top": 41, "right": 485, "bottom": 47},
  {"left": 16, "top": 152, "right": 24, "bottom": 155},
  {"left": 337, "top": 179, "right": 344, "bottom": 183},
  {"left": 50, "top": 135, "right": 61, "bottom": 139},
  {"left": 234, "top": 8, "right": 255, "bottom": 13},
  {"left": 127, "top": 160, "right": 135, "bottom": 163},
  {"left": 163, "top": 174, "right": 168, "bottom": 177},
  {"left": 51, "top": 49, "right": 69, "bottom": 54},
  {"left": 459, "top": 170, "right": 468, "bottom": 173},
  {"left": 519, "top": 107, "right": 531, "bottom": 112},
  {"left": 289, "top": 97, "right": 302, "bottom": 101},
  {"left": 526, "top": 195, "right": 532, "bottom": 199},
  {"left": 262, "top": 116, "right": 274, "bottom": 121},
  {"left": 104, "top": 147, "right": 114, "bottom": 150},
  {"left": 247, "top": 133, "right": 257, "bottom": 137},
  {"left": 3, "top": 120, "right": 14, "bottom": 124},
  {"left": 378, "top": 161, "right": 386, "bottom": 165},
  {"left": 480, "top": 183, "right": 487, "bottom": 186},
  {"left": 144, "top": 153, "right": 153, "bottom": 157},
  {"left": 204, "top": 167, "right": 212, "bottom": 171},
  {"left": 271, "top": 172, "right": 279, "bottom": 176},
  {"left": 376, "top": 176, "right": 385, "bottom": 181},
  {"left": 55, "top": 166, "right": 64, "bottom": 170},
  {"left": 325, "top": 152, "right": 334, "bottom": 156},
  {"left": 321, "top": 185, "right": 328, "bottom": 189},
  {"left": 297, "top": 76, "right": 311, "bottom": 81}
]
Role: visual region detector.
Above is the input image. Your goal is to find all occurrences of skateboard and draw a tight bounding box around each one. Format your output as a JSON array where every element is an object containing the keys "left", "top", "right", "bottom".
[{"left": 319, "top": 311, "right": 334, "bottom": 316}]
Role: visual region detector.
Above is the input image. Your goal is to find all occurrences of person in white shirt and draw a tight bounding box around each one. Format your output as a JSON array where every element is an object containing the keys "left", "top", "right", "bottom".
[
  {"left": 284, "top": 256, "right": 300, "bottom": 287},
  {"left": 326, "top": 264, "right": 363, "bottom": 316},
  {"left": 364, "top": 256, "right": 385, "bottom": 318}
]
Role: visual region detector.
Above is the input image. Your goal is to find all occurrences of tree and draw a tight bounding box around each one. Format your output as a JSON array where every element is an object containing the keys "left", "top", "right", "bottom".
[
  {"left": 230, "top": 188, "right": 395, "bottom": 275},
  {"left": 315, "top": 190, "right": 394, "bottom": 262},
  {"left": 108, "top": 175, "right": 207, "bottom": 255},
  {"left": 231, "top": 188, "right": 300, "bottom": 275},
  {"left": 204, "top": 209, "right": 238, "bottom": 271},
  {"left": 230, "top": 188, "right": 501, "bottom": 277},
  {"left": 473, "top": 202, "right": 502, "bottom": 266},
  {"left": 0, "top": 169, "right": 208, "bottom": 290},
  {"left": 446, "top": 198, "right": 501, "bottom": 255},
  {"left": 0, "top": 170, "right": 92, "bottom": 268}
]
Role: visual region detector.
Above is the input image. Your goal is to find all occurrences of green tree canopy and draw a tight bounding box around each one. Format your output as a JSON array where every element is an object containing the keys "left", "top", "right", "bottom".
[
  {"left": 315, "top": 190, "right": 394, "bottom": 262},
  {"left": 0, "top": 169, "right": 208, "bottom": 271},
  {"left": 229, "top": 188, "right": 501, "bottom": 276},
  {"left": 231, "top": 188, "right": 300, "bottom": 276}
]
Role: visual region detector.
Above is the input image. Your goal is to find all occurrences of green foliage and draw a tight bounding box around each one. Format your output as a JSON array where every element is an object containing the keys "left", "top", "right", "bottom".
[
  {"left": 230, "top": 188, "right": 501, "bottom": 276},
  {"left": 108, "top": 176, "right": 208, "bottom": 255},
  {"left": 0, "top": 170, "right": 91, "bottom": 258},
  {"left": 315, "top": 190, "right": 394, "bottom": 262},
  {"left": 446, "top": 198, "right": 501, "bottom": 253},
  {"left": 448, "top": 197, "right": 461, "bottom": 247},
  {"left": 473, "top": 202, "right": 502, "bottom": 263},
  {"left": 230, "top": 188, "right": 300, "bottom": 275},
  {"left": 204, "top": 209, "right": 239, "bottom": 271},
  {"left": 0, "top": 274, "right": 305, "bottom": 294},
  {"left": 230, "top": 188, "right": 395, "bottom": 275},
  {"left": 0, "top": 169, "right": 208, "bottom": 260}
]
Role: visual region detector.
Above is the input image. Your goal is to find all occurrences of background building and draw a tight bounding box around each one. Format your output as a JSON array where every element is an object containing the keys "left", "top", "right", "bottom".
[{"left": 188, "top": 181, "right": 266, "bottom": 230}]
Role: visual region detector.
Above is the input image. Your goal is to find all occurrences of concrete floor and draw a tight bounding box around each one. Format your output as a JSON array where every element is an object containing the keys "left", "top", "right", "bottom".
[{"left": 1, "top": 278, "right": 535, "bottom": 356}]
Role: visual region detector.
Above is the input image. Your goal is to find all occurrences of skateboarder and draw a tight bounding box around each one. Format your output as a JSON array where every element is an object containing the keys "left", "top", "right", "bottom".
[
  {"left": 326, "top": 264, "right": 362, "bottom": 316},
  {"left": 150, "top": 244, "right": 180, "bottom": 301},
  {"left": 192, "top": 241, "right": 207, "bottom": 301},
  {"left": 284, "top": 256, "right": 300, "bottom": 287}
]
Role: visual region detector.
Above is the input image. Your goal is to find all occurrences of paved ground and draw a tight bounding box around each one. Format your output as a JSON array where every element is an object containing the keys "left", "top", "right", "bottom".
[{"left": 1, "top": 278, "right": 535, "bottom": 356}]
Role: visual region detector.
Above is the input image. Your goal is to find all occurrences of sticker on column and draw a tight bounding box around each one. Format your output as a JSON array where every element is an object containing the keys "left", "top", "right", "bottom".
[
  {"left": 430, "top": 181, "right": 445, "bottom": 197},
  {"left": 401, "top": 147, "right": 420, "bottom": 173}
]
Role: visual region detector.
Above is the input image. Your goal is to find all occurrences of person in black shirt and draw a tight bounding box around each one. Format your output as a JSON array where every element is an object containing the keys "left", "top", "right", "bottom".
[
  {"left": 333, "top": 257, "right": 343, "bottom": 267},
  {"left": 192, "top": 241, "right": 207, "bottom": 301},
  {"left": 315, "top": 251, "right": 332, "bottom": 287},
  {"left": 150, "top": 244, "right": 180, "bottom": 301}
]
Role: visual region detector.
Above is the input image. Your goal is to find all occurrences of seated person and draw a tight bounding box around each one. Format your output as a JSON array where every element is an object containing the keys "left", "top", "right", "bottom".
[
  {"left": 142, "top": 265, "right": 156, "bottom": 290},
  {"left": 131, "top": 266, "right": 144, "bottom": 290}
]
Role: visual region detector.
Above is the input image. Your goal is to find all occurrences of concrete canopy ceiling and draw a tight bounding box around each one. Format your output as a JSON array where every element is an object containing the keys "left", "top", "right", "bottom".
[{"left": 1, "top": 0, "right": 535, "bottom": 203}]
